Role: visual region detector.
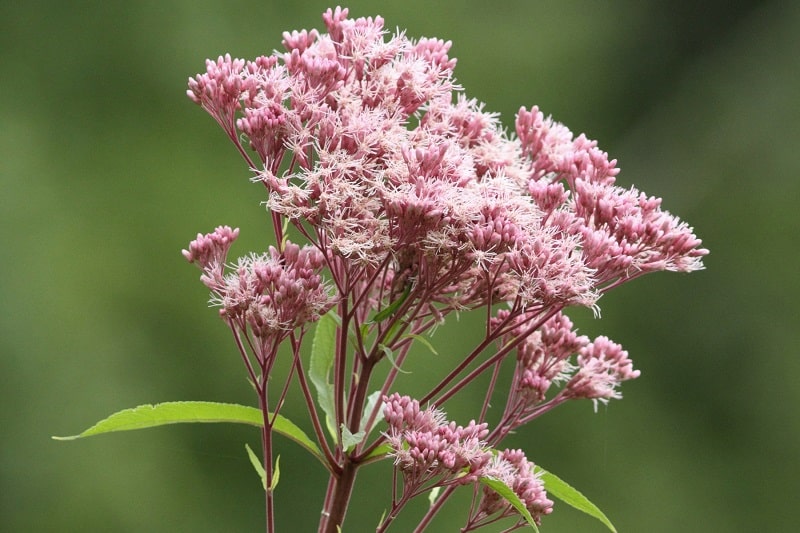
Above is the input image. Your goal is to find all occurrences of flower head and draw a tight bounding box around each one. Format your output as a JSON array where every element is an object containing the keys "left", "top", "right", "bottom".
[
  {"left": 182, "top": 225, "right": 240, "bottom": 290},
  {"left": 185, "top": 232, "right": 334, "bottom": 343},
  {"left": 513, "top": 311, "right": 588, "bottom": 404},
  {"left": 188, "top": 10, "right": 706, "bottom": 321},
  {"left": 383, "top": 393, "right": 491, "bottom": 485},
  {"left": 476, "top": 448, "right": 553, "bottom": 525},
  {"left": 563, "top": 335, "right": 641, "bottom": 409}
]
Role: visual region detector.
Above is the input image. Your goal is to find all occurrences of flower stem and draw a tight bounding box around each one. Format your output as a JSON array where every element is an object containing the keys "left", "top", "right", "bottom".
[
  {"left": 259, "top": 387, "right": 275, "bottom": 533},
  {"left": 319, "top": 353, "right": 378, "bottom": 532},
  {"left": 321, "top": 457, "right": 359, "bottom": 533},
  {"left": 413, "top": 485, "right": 457, "bottom": 533}
]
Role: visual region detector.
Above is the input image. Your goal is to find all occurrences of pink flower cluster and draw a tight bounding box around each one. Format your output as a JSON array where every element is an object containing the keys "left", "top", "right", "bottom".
[
  {"left": 383, "top": 394, "right": 554, "bottom": 527},
  {"left": 492, "top": 309, "right": 641, "bottom": 434},
  {"left": 186, "top": 6, "right": 708, "bottom": 531},
  {"left": 501, "top": 310, "right": 587, "bottom": 405},
  {"left": 187, "top": 7, "right": 706, "bottom": 322},
  {"left": 564, "top": 335, "right": 640, "bottom": 405},
  {"left": 383, "top": 393, "right": 491, "bottom": 487},
  {"left": 475, "top": 449, "right": 553, "bottom": 526},
  {"left": 184, "top": 227, "right": 333, "bottom": 345}
]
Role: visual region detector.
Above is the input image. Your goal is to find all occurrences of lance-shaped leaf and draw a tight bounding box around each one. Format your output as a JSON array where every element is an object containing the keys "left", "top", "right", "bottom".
[
  {"left": 370, "top": 283, "right": 411, "bottom": 324},
  {"left": 363, "top": 442, "right": 393, "bottom": 461},
  {"left": 245, "top": 443, "right": 267, "bottom": 490},
  {"left": 359, "top": 390, "right": 382, "bottom": 438},
  {"left": 479, "top": 476, "right": 540, "bottom": 532},
  {"left": 538, "top": 468, "right": 617, "bottom": 533},
  {"left": 270, "top": 455, "right": 281, "bottom": 492},
  {"left": 310, "top": 310, "right": 339, "bottom": 439},
  {"left": 53, "top": 401, "right": 326, "bottom": 468}
]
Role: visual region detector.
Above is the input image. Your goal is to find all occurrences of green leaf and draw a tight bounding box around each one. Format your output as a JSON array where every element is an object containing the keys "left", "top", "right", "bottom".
[
  {"left": 479, "top": 476, "right": 540, "bottom": 532},
  {"left": 382, "top": 319, "right": 404, "bottom": 345},
  {"left": 403, "top": 333, "right": 438, "bottom": 355},
  {"left": 378, "top": 344, "right": 410, "bottom": 374},
  {"left": 359, "top": 390, "right": 382, "bottom": 438},
  {"left": 270, "top": 455, "right": 281, "bottom": 492},
  {"left": 268, "top": 414, "right": 324, "bottom": 467},
  {"left": 52, "top": 401, "right": 326, "bottom": 468},
  {"left": 370, "top": 284, "right": 411, "bottom": 323},
  {"left": 245, "top": 443, "right": 266, "bottom": 490},
  {"left": 280, "top": 218, "right": 291, "bottom": 249},
  {"left": 340, "top": 424, "right": 366, "bottom": 452},
  {"left": 364, "top": 442, "right": 393, "bottom": 461},
  {"left": 310, "top": 310, "right": 339, "bottom": 439},
  {"left": 538, "top": 468, "right": 617, "bottom": 533},
  {"left": 52, "top": 401, "right": 264, "bottom": 438},
  {"left": 428, "top": 486, "right": 441, "bottom": 508}
]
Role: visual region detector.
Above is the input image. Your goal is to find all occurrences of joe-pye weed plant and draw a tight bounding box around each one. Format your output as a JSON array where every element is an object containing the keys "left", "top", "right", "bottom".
[{"left": 56, "top": 7, "right": 708, "bottom": 532}]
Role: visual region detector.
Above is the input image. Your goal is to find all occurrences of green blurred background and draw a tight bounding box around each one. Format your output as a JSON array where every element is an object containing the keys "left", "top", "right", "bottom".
[{"left": 2, "top": 1, "right": 798, "bottom": 531}]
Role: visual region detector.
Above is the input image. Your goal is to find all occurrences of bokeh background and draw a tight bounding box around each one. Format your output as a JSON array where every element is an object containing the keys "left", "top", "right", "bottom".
[{"left": 2, "top": 1, "right": 798, "bottom": 531}]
